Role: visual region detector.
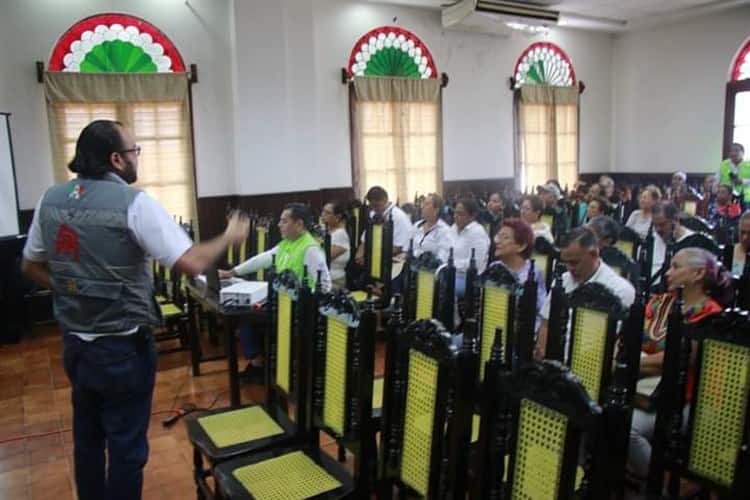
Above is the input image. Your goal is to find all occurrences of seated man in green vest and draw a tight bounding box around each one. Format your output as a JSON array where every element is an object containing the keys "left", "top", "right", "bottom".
[
  {"left": 718, "top": 142, "right": 750, "bottom": 204},
  {"left": 220, "top": 203, "right": 331, "bottom": 382}
]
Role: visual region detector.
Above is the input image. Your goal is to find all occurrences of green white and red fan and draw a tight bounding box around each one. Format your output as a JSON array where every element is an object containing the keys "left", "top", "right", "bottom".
[
  {"left": 731, "top": 39, "right": 750, "bottom": 81},
  {"left": 49, "top": 13, "right": 185, "bottom": 73},
  {"left": 346, "top": 26, "right": 438, "bottom": 79},
  {"left": 513, "top": 42, "right": 575, "bottom": 88}
]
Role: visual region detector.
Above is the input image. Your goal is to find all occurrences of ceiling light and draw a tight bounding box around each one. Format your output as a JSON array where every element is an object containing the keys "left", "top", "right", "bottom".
[{"left": 505, "top": 21, "right": 549, "bottom": 34}]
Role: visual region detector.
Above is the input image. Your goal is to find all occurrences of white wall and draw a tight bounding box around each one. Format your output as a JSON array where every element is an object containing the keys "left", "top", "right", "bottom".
[
  {"left": 0, "top": 0, "right": 235, "bottom": 209},
  {"left": 232, "top": 0, "right": 614, "bottom": 195},
  {"left": 612, "top": 7, "right": 750, "bottom": 174}
]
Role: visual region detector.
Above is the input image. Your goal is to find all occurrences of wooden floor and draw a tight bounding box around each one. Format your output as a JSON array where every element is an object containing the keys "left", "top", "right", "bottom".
[{"left": 0, "top": 323, "right": 355, "bottom": 500}]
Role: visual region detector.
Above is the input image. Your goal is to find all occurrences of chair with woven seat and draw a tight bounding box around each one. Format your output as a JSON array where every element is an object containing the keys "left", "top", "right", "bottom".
[
  {"left": 212, "top": 290, "right": 378, "bottom": 499},
  {"left": 378, "top": 317, "right": 478, "bottom": 498},
  {"left": 154, "top": 265, "right": 190, "bottom": 354},
  {"left": 402, "top": 248, "right": 456, "bottom": 326},
  {"left": 185, "top": 269, "right": 317, "bottom": 500},
  {"left": 472, "top": 260, "right": 538, "bottom": 380},
  {"left": 646, "top": 307, "right": 750, "bottom": 499},
  {"left": 616, "top": 226, "right": 642, "bottom": 261},
  {"left": 251, "top": 220, "right": 271, "bottom": 281},
  {"left": 532, "top": 236, "right": 559, "bottom": 290},
  {"left": 472, "top": 356, "right": 615, "bottom": 499},
  {"left": 349, "top": 214, "right": 394, "bottom": 305}
]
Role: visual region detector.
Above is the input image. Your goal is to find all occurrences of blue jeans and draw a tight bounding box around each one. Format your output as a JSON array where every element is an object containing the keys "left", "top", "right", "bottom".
[{"left": 62, "top": 330, "right": 157, "bottom": 500}]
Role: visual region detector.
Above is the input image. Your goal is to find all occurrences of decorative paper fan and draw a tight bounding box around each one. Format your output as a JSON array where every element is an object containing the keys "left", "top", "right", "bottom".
[
  {"left": 49, "top": 13, "right": 185, "bottom": 73},
  {"left": 346, "top": 26, "right": 438, "bottom": 79},
  {"left": 513, "top": 42, "right": 575, "bottom": 88},
  {"left": 731, "top": 39, "right": 750, "bottom": 81}
]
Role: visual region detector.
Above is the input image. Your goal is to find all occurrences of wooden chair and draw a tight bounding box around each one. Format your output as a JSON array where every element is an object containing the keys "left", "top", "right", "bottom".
[
  {"left": 472, "top": 358, "right": 616, "bottom": 499},
  {"left": 616, "top": 225, "right": 642, "bottom": 261},
  {"left": 185, "top": 268, "right": 317, "bottom": 500},
  {"left": 532, "top": 236, "right": 559, "bottom": 291},
  {"left": 647, "top": 306, "right": 750, "bottom": 499},
  {"left": 378, "top": 317, "right": 478, "bottom": 498},
  {"left": 349, "top": 214, "right": 394, "bottom": 306},
  {"left": 402, "top": 249, "right": 456, "bottom": 327},
  {"left": 601, "top": 245, "right": 640, "bottom": 291},
  {"left": 212, "top": 291, "right": 379, "bottom": 499}
]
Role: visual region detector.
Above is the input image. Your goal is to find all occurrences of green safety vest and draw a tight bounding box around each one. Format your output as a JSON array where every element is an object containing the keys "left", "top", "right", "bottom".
[
  {"left": 719, "top": 159, "right": 750, "bottom": 201},
  {"left": 275, "top": 231, "right": 320, "bottom": 287}
]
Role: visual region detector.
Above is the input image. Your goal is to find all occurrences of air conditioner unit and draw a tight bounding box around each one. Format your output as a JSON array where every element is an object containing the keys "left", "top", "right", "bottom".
[{"left": 442, "top": 0, "right": 559, "bottom": 36}]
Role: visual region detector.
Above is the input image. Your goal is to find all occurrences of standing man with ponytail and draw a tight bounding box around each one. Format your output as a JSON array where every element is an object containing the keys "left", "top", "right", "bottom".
[
  {"left": 220, "top": 203, "right": 331, "bottom": 382},
  {"left": 21, "top": 120, "right": 250, "bottom": 500}
]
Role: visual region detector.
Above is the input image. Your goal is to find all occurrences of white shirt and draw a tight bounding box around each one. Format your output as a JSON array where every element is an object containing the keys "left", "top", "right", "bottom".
[
  {"left": 448, "top": 220, "right": 491, "bottom": 275},
  {"left": 625, "top": 210, "right": 652, "bottom": 239},
  {"left": 541, "top": 260, "right": 635, "bottom": 321},
  {"left": 411, "top": 219, "right": 451, "bottom": 263},
  {"left": 23, "top": 174, "right": 194, "bottom": 339},
  {"left": 363, "top": 203, "right": 414, "bottom": 251},
  {"left": 329, "top": 227, "right": 350, "bottom": 282},
  {"left": 651, "top": 227, "right": 695, "bottom": 280},
  {"left": 233, "top": 240, "right": 331, "bottom": 292},
  {"left": 532, "top": 221, "right": 554, "bottom": 244}
]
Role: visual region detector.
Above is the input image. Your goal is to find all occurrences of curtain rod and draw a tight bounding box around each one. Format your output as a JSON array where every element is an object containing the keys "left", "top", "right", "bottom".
[
  {"left": 341, "top": 68, "right": 450, "bottom": 88},
  {"left": 35, "top": 61, "right": 199, "bottom": 84}
]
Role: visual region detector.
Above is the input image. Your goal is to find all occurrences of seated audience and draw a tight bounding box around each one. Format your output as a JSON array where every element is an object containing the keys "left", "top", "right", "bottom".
[
  {"left": 626, "top": 184, "right": 661, "bottom": 238},
  {"left": 449, "top": 197, "right": 490, "bottom": 297},
  {"left": 650, "top": 201, "right": 694, "bottom": 283},
  {"left": 520, "top": 195, "right": 554, "bottom": 244},
  {"left": 732, "top": 211, "right": 750, "bottom": 275},
  {"left": 628, "top": 248, "right": 728, "bottom": 481},
  {"left": 535, "top": 227, "right": 636, "bottom": 359},
  {"left": 321, "top": 201, "right": 351, "bottom": 289},
  {"left": 220, "top": 203, "right": 331, "bottom": 382},
  {"left": 412, "top": 193, "right": 451, "bottom": 263},
  {"left": 587, "top": 215, "right": 620, "bottom": 248},
  {"left": 696, "top": 174, "right": 717, "bottom": 218},
  {"left": 492, "top": 218, "right": 547, "bottom": 330},
  {"left": 539, "top": 182, "right": 570, "bottom": 236},
  {"left": 707, "top": 184, "right": 741, "bottom": 225},
  {"left": 585, "top": 195, "right": 608, "bottom": 221}
]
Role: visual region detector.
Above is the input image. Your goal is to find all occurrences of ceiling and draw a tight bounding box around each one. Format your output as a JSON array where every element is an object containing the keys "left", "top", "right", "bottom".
[{"left": 365, "top": 0, "right": 750, "bottom": 31}]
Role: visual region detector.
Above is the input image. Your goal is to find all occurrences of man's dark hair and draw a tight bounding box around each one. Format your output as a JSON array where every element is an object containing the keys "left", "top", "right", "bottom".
[
  {"left": 732, "top": 142, "right": 745, "bottom": 153},
  {"left": 587, "top": 216, "right": 620, "bottom": 246},
  {"left": 327, "top": 200, "right": 347, "bottom": 220},
  {"left": 653, "top": 201, "right": 679, "bottom": 220},
  {"left": 365, "top": 186, "right": 388, "bottom": 203},
  {"left": 284, "top": 203, "right": 311, "bottom": 228},
  {"left": 457, "top": 197, "right": 479, "bottom": 217},
  {"left": 68, "top": 120, "right": 125, "bottom": 177},
  {"left": 559, "top": 226, "right": 598, "bottom": 250}
]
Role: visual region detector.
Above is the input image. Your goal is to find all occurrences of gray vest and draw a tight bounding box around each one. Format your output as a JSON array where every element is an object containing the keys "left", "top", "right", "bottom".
[{"left": 39, "top": 175, "right": 161, "bottom": 334}]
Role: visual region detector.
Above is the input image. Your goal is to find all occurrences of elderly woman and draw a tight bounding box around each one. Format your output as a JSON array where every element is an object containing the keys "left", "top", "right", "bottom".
[
  {"left": 492, "top": 218, "right": 547, "bottom": 330},
  {"left": 412, "top": 193, "right": 451, "bottom": 263},
  {"left": 321, "top": 201, "right": 351, "bottom": 289},
  {"left": 628, "top": 247, "right": 729, "bottom": 482},
  {"left": 626, "top": 184, "right": 661, "bottom": 239},
  {"left": 449, "top": 197, "right": 490, "bottom": 297},
  {"left": 585, "top": 195, "right": 608, "bottom": 222},
  {"left": 520, "top": 195, "right": 554, "bottom": 244}
]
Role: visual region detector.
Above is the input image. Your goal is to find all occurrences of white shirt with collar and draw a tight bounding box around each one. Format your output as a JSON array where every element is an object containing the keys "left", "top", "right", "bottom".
[
  {"left": 650, "top": 227, "right": 695, "bottom": 280},
  {"left": 412, "top": 218, "right": 451, "bottom": 263},
  {"left": 448, "top": 220, "right": 491, "bottom": 274},
  {"left": 540, "top": 260, "right": 635, "bottom": 321},
  {"left": 23, "top": 173, "right": 194, "bottom": 340},
  {"left": 363, "top": 203, "right": 414, "bottom": 252}
]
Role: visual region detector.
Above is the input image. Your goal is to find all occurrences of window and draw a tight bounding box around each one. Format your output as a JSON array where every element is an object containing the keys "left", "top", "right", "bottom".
[
  {"left": 46, "top": 14, "right": 196, "bottom": 225},
  {"left": 513, "top": 42, "right": 579, "bottom": 191},
  {"left": 50, "top": 101, "right": 196, "bottom": 223},
  {"left": 348, "top": 27, "right": 442, "bottom": 201},
  {"left": 723, "top": 39, "right": 750, "bottom": 157}
]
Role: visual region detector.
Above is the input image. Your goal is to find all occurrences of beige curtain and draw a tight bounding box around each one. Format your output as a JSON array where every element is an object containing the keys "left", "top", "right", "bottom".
[
  {"left": 514, "top": 84, "right": 579, "bottom": 192},
  {"left": 44, "top": 72, "right": 197, "bottom": 227},
  {"left": 351, "top": 76, "right": 443, "bottom": 202}
]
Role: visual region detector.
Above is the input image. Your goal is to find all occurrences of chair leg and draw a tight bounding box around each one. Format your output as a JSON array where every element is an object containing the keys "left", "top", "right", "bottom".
[
  {"left": 338, "top": 444, "right": 346, "bottom": 462},
  {"left": 193, "top": 448, "right": 207, "bottom": 500}
]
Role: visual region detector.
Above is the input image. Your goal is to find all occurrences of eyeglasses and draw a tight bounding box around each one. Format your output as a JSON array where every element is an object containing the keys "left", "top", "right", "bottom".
[{"left": 120, "top": 145, "right": 142, "bottom": 156}]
